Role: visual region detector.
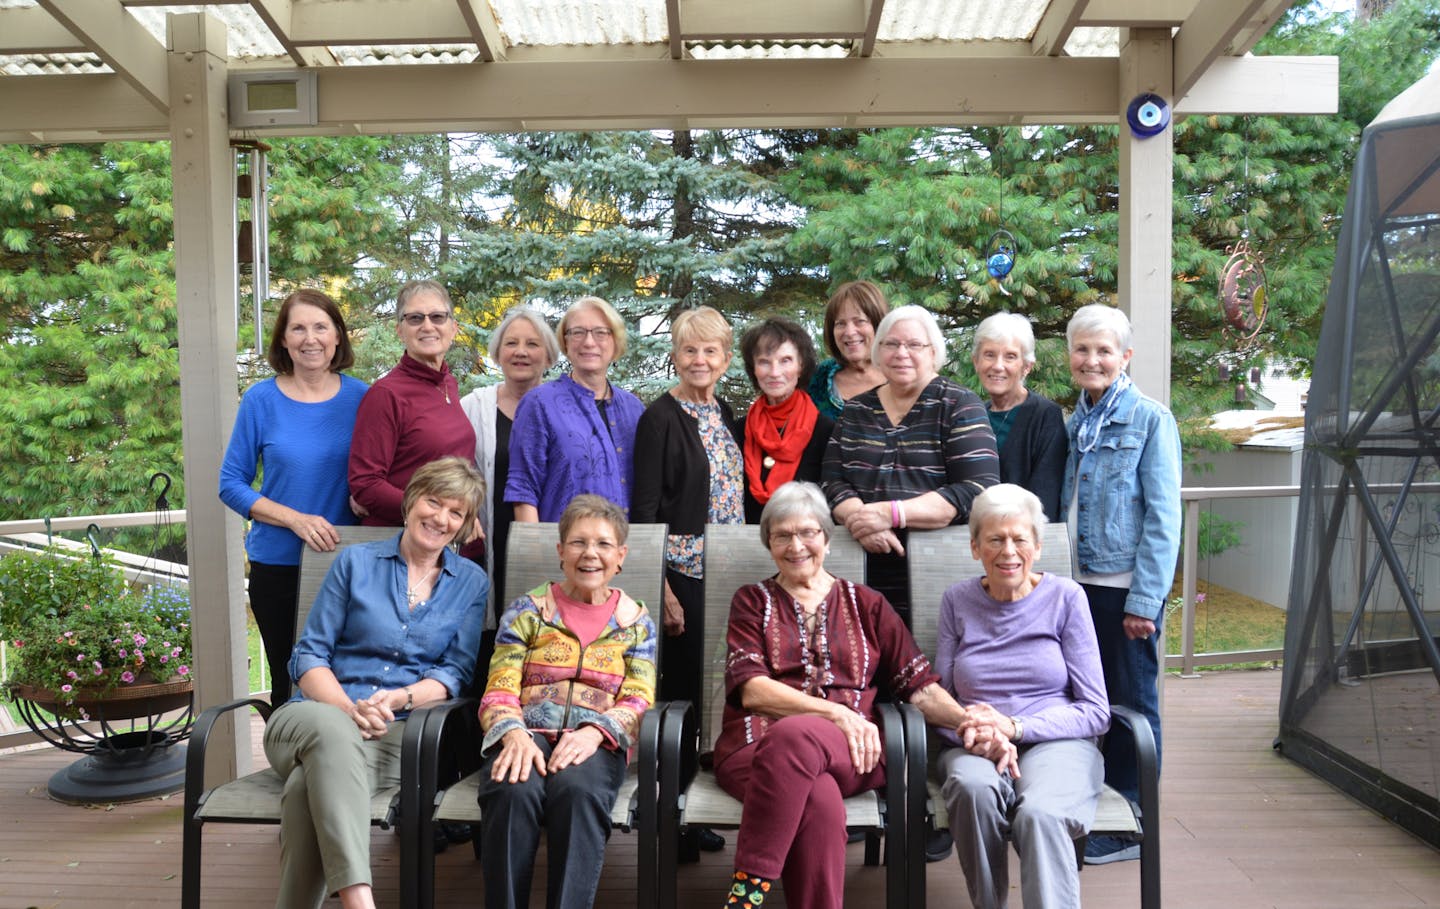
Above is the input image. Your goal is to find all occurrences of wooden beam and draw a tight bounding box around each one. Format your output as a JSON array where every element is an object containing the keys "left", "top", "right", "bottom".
[
  {"left": 455, "top": 0, "right": 506, "bottom": 63},
  {"left": 286, "top": 0, "right": 473, "bottom": 45},
  {"left": 1079, "top": 0, "right": 1192, "bottom": 26},
  {"left": 1173, "top": 0, "right": 1268, "bottom": 99},
  {"left": 1032, "top": 0, "right": 1087, "bottom": 57},
  {"left": 1227, "top": 0, "right": 1299, "bottom": 56},
  {"left": 1177, "top": 55, "right": 1338, "bottom": 115},
  {"left": 37, "top": 0, "right": 169, "bottom": 110},
  {"left": 666, "top": 0, "right": 683, "bottom": 59},
  {"left": 0, "top": 52, "right": 1340, "bottom": 142},
  {"left": 0, "top": 6, "right": 88, "bottom": 53},
  {"left": 859, "top": 0, "right": 885, "bottom": 58},
  {"left": 247, "top": 0, "right": 336, "bottom": 67},
  {"left": 680, "top": 0, "right": 867, "bottom": 40}
]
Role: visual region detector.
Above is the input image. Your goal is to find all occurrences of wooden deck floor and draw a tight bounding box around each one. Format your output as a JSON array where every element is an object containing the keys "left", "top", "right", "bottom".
[{"left": 2, "top": 669, "right": 1436, "bottom": 908}]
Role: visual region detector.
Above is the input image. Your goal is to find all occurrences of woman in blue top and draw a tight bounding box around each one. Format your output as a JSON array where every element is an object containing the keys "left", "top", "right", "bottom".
[
  {"left": 268, "top": 457, "right": 489, "bottom": 909},
  {"left": 219, "top": 289, "right": 368, "bottom": 706},
  {"left": 807, "top": 280, "right": 889, "bottom": 421},
  {"left": 1061, "top": 303, "right": 1181, "bottom": 866}
]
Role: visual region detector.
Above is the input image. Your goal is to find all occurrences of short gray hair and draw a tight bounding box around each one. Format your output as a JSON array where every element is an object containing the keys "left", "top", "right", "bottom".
[
  {"left": 758, "top": 482, "right": 835, "bottom": 548},
  {"left": 395, "top": 279, "right": 453, "bottom": 319},
  {"left": 968, "top": 483, "right": 1047, "bottom": 538},
  {"left": 488, "top": 305, "right": 560, "bottom": 370},
  {"left": 874, "top": 305, "right": 948, "bottom": 368},
  {"left": 1066, "top": 304, "right": 1132, "bottom": 354},
  {"left": 973, "top": 312, "right": 1036, "bottom": 365}
]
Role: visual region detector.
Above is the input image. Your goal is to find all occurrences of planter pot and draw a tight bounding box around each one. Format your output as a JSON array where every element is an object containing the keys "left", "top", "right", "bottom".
[
  {"left": 9, "top": 677, "right": 195, "bottom": 805},
  {"left": 11, "top": 678, "right": 194, "bottom": 722}
]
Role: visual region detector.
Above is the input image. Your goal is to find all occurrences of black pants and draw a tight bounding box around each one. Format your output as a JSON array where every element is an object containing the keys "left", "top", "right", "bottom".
[
  {"left": 658, "top": 568, "right": 705, "bottom": 708},
  {"left": 247, "top": 560, "right": 299, "bottom": 708},
  {"left": 477, "top": 733, "right": 626, "bottom": 909}
]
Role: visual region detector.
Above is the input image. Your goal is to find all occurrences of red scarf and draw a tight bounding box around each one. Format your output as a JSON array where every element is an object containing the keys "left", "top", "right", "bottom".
[{"left": 744, "top": 391, "right": 820, "bottom": 505}]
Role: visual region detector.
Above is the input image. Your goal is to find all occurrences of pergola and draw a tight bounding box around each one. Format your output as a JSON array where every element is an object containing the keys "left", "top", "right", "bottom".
[{"left": 0, "top": 0, "right": 1338, "bottom": 780}]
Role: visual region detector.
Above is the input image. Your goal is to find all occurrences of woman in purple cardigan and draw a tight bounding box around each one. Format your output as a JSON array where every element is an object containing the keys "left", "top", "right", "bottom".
[{"left": 936, "top": 483, "right": 1110, "bottom": 909}]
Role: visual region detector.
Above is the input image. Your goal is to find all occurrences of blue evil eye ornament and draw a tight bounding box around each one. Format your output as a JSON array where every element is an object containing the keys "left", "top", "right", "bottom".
[
  {"left": 984, "top": 230, "right": 1016, "bottom": 280},
  {"left": 1126, "top": 93, "right": 1171, "bottom": 139}
]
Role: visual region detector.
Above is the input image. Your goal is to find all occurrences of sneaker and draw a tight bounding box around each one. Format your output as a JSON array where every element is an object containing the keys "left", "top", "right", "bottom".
[
  {"left": 925, "top": 828, "right": 953, "bottom": 863},
  {"left": 695, "top": 827, "right": 727, "bottom": 852},
  {"left": 1083, "top": 834, "right": 1140, "bottom": 865}
]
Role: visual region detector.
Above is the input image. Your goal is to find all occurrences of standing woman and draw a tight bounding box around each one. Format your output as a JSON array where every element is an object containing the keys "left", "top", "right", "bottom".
[
  {"left": 220, "top": 289, "right": 368, "bottom": 706},
  {"left": 460, "top": 307, "right": 560, "bottom": 634},
  {"left": 808, "top": 280, "right": 890, "bottom": 421},
  {"left": 822, "top": 305, "right": 999, "bottom": 626},
  {"left": 971, "top": 312, "right": 1068, "bottom": 519},
  {"left": 506, "top": 296, "right": 644, "bottom": 522},
  {"left": 631, "top": 306, "right": 744, "bottom": 711},
  {"left": 349, "top": 280, "right": 480, "bottom": 556},
  {"left": 737, "top": 317, "right": 835, "bottom": 524},
  {"left": 1061, "top": 303, "right": 1181, "bottom": 865}
]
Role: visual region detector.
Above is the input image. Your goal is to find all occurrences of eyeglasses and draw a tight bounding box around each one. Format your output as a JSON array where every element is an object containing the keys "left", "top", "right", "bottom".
[
  {"left": 400, "top": 311, "right": 452, "bottom": 327},
  {"left": 769, "top": 527, "right": 824, "bottom": 547},
  {"left": 879, "top": 339, "right": 931, "bottom": 354},
  {"left": 564, "top": 327, "right": 614, "bottom": 342},
  {"left": 564, "top": 538, "right": 619, "bottom": 555}
]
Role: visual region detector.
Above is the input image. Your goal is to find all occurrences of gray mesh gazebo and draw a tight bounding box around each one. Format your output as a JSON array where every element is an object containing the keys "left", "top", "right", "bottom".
[{"left": 1279, "top": 68, "right": 1440, "bottom": 848}]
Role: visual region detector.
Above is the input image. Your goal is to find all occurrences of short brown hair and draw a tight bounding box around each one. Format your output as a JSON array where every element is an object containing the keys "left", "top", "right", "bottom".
[
  {"left": 822, "top": 280, "right": 890, "bottom": 361},
  {"left": 266, "top": 289, "right": 354, "bottom": 375},
  {"left": 401, "top": 457, "right": 487, "bottom": 546}
]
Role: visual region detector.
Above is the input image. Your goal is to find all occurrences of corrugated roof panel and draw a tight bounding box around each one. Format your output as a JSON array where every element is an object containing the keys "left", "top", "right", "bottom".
[
  {"left": 490, "top": 0, "right": 669, "bottom": 47},
  {"left": 880, "top": 0, "right": 1047, "bottom": 42},
  {"left": 690, "top": 42, "right": 851, "bottom": 61},
  {"left": 334, "top": 46, "right": 481, "bottom": 66},
  {"left": 1065, "top": 27, "right": 1120, "bottom": 57}
]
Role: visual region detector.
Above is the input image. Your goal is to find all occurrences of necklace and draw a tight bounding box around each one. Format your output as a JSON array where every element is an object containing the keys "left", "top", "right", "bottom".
[{"left": 406, "top": 565, "right": 438, "bottom": 607}]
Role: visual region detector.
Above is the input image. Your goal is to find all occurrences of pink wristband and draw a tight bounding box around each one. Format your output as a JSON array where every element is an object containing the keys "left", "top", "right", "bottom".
[
  {"left": 890, "top": 500, "right": 900, "bottom": 528},
  {"left": 897, "top": 500, "right": 907, "bottom": 529}
]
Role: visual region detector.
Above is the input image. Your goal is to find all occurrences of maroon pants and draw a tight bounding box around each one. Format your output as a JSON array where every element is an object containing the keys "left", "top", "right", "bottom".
[{"left": 715, "top": 714, "right": 887, "bottom": 909}]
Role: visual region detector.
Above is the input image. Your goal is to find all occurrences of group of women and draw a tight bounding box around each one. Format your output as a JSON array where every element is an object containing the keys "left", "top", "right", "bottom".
[{"left": 218, "top": 276, "right": 1179, "bottom": 909}]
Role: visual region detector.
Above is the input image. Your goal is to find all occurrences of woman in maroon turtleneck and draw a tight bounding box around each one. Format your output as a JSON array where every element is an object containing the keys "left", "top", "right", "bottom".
[{"left": 348, "top": 280, "right": 479, "bottom": 555}]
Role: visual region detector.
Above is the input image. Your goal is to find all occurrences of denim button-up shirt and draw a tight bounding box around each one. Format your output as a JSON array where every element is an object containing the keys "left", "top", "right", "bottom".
[
  {"left": 1060, "top": 385, "right": 1181, "bottom": 622},
  {"left": 289, "top": 533, "right": 489, "bottom": 707}
]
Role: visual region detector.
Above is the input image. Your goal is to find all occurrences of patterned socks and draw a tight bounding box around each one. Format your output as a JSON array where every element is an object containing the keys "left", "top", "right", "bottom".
[{"left": 726, "top": 870, "right": 774, "bottom": 908}]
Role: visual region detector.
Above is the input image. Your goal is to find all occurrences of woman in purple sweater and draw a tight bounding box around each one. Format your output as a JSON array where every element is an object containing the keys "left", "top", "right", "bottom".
[{"left": 936, "top": 483, "right": 1110, "bottom": 909}]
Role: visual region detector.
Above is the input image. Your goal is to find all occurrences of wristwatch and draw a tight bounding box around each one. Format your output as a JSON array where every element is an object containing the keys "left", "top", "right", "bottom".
[
  {"left": 1010, "top": 716, "right": 1024, "bottom": 743},
  {"left": 403, "top": 687, "right": 414, "bottom": 711}
]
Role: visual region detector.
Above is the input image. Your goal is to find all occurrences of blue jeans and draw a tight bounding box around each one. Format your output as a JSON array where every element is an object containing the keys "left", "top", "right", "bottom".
[{"left": 1082, "top": 583, "right": 1162, "bottom": 803}]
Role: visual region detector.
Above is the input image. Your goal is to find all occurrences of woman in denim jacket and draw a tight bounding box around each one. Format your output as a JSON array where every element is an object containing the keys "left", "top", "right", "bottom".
[{"left": 1060, "top": 303, "right": 1181, "bottom": 866}]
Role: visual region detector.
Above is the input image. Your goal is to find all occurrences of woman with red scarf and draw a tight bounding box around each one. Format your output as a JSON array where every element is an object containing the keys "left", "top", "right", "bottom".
[{"left": 738, "top": 318, "right": 836, "bottom": 524}]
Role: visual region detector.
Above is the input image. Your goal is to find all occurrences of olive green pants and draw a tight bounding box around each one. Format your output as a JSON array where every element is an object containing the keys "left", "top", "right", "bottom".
[{"left": 262, "top": 700, "right": 404, "bottom": 909}]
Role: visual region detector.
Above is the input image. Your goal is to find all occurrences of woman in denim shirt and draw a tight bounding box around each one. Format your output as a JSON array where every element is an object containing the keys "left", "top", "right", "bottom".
[
  {"left": 266, "top": 457, "right": 489, "bottom": 909},
  {"left": 1060, "top": 304, "right": 1181, "bottom": 866}
]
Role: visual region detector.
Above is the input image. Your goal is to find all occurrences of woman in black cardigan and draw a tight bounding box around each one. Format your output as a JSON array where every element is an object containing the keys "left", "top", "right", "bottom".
[
  {"left": 736, "top": 318, "right": 835, "bottom": 523},
  {"left": 631, "top": 306, "right": 744, "bottom": 713},
  {"left": 970, "top": 312, "right": 1067, "bottom": 520}
]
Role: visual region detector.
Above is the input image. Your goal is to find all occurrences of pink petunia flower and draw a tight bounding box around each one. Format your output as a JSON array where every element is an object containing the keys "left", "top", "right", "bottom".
[
  {"left": 120, "top": 671, "right": 135, "bottom": 683},
  {"left": 61, "top": 684, "right": 73, "bottom": 693},
  {"left": 177, "top": 665, "right": 190, "bottom": 676}
]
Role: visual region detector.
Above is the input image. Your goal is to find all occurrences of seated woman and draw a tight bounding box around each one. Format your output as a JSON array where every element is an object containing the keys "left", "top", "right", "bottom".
[
  {"left": 716, "top": 481, "right": 1017, "bottom": 909},
  {"left": 265, "top": 456, "right": 489, "bottom": 909},
  {"left": 937, "top": 484, "right": 1110, "bottom": 909},
  {"left": 477, "top": 495, "right": 658, "bottom": 909}
]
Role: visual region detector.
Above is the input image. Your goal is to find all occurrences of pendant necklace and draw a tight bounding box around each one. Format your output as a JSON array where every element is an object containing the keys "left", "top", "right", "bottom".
[
  {"left": 407, "top": 565, "right": 438, "bottom": 607},
  {"left": 763, "top": 422, "right": 787, "bottom": 470}
]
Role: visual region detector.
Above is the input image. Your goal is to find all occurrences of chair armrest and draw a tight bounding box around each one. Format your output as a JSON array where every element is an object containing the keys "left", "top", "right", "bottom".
[
  {"left": 408, "top": 697, "right": 481, "bottom": 821},
  {"left": 184, "top": 697, "right": 273, "bottom": 818},
  {"left": 1107, "top": 703, "right": 1159, "bottom": 818},
  {"left": 896, "top": 702, "right": 929, "bottom": 909}
]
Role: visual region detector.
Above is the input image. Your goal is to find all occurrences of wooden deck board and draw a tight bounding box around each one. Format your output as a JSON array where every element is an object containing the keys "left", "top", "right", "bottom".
[{"left": 1, "top": 669, "right": 1436, "bottom": 908}]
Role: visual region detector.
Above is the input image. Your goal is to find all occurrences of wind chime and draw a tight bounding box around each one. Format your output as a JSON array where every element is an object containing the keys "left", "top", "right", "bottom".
[{"left": 1216, "top": 122, "right": 1269, "bottom": 404}]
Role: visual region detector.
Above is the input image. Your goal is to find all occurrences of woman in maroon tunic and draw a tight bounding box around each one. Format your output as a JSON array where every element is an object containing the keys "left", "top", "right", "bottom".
[{"left": 716, "top": 482, "right": 1018, "bottom": 909}]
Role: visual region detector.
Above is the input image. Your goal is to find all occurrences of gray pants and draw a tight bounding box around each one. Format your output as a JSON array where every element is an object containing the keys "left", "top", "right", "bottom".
[
  {"left": 940, "top": 738, "right": 1103, "bottom": 909},
  {"left": 262, "top": 700, "right": 405, "bottom": 909}
]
